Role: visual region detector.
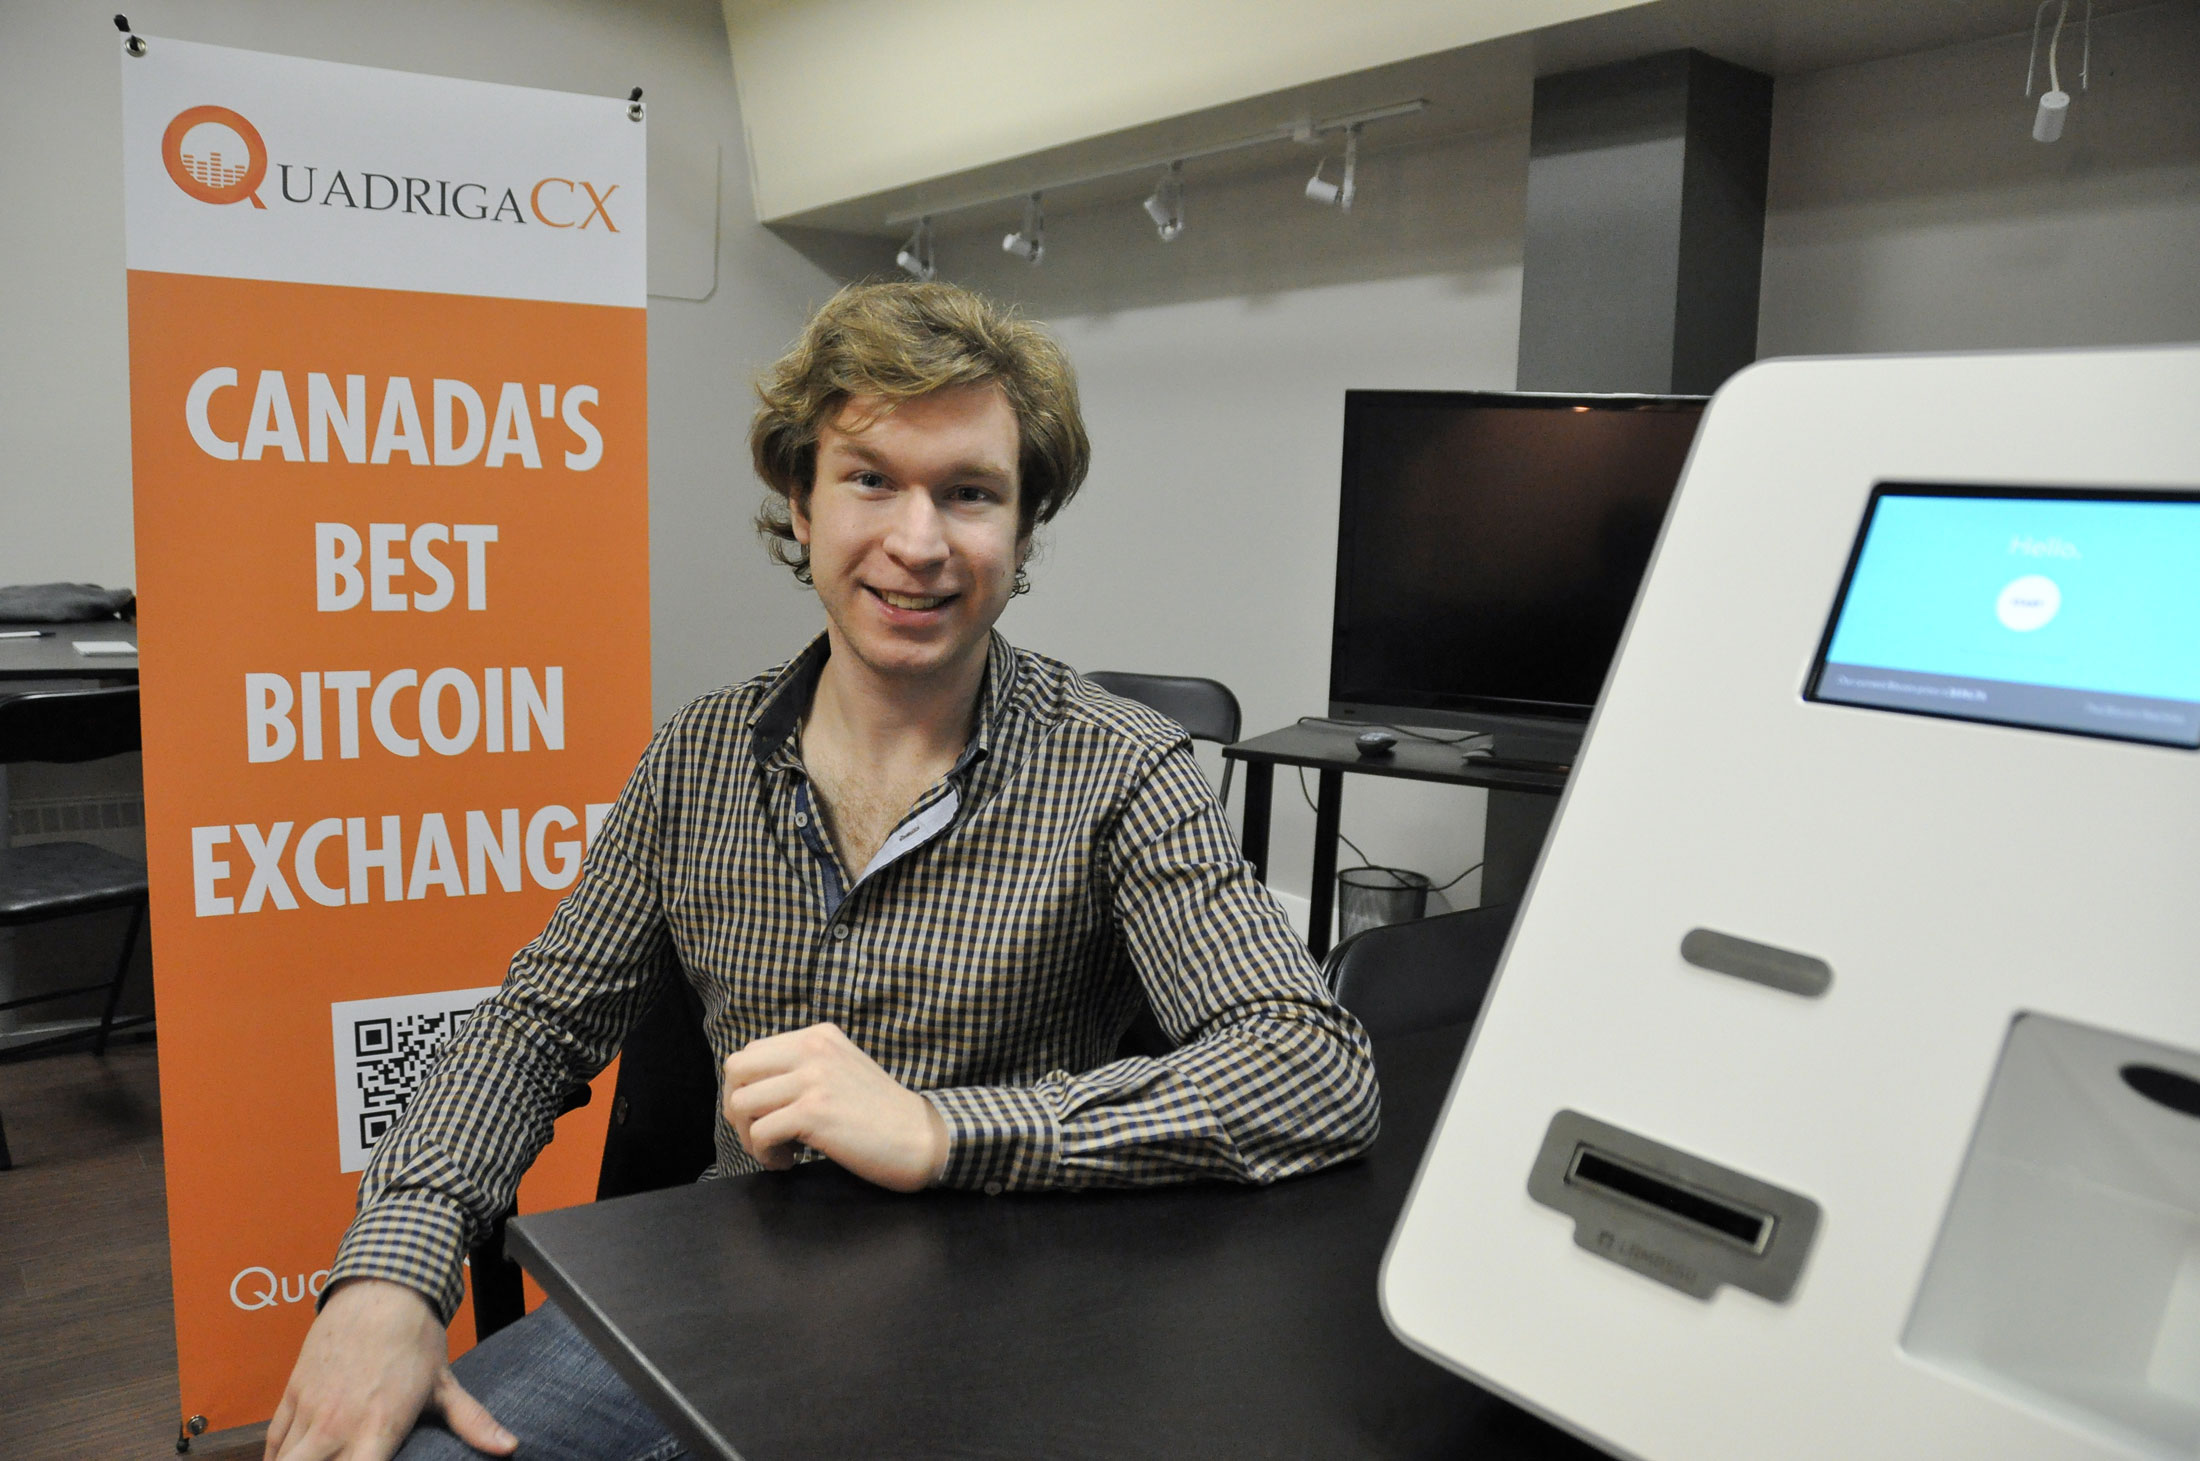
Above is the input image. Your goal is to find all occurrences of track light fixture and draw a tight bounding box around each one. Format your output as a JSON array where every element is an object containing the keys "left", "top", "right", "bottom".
[
  {"left": 894, "top": 215, "right": 936, "bottom": 281},
  {"left": 880, "top": 98, "right": 1426, "bottom": 261},
  {"left": 2026, "top": 0, "right": 2092, "bottom": 143},
  {"left": 1142, "top": 161, "right": 1185, "bottom": 242},
  {"left": 1305, "top": 124, "right": 1359, "bottom": 210},
  {"left": 1001, "top": 193, "right": 1045, "bottom": 265}
]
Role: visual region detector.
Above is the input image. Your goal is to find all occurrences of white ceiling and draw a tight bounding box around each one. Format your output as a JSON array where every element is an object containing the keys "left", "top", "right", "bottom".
[{"left": 760, "top": 0, "right": 2157, "bottom": 237}]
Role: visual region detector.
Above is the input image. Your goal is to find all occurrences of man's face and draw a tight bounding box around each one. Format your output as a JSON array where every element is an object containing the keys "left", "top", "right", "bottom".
[{"left": 795, "top": 384, "right": 1025, "bottom": 691}]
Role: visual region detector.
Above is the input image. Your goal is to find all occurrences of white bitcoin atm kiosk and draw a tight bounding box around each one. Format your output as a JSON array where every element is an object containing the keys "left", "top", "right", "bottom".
[{"left": 1384, "top": 346, "right": 2200, "bottom": 1460}]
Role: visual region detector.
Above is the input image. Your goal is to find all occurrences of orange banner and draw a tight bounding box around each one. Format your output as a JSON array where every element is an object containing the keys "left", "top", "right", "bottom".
[{"left": 121, "top": 40, "right": 650, "bottom": 1433}]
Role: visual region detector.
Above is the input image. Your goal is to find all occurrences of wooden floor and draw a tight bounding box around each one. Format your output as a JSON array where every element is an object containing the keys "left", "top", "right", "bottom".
[{"left": 0, "top": 1037, "right": 263, "bottom": 1460}]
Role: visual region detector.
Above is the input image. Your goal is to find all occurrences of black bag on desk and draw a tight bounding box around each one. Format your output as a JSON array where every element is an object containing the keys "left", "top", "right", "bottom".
[{"left": 0, "top": 583, "right": 136, "bottom": 622}]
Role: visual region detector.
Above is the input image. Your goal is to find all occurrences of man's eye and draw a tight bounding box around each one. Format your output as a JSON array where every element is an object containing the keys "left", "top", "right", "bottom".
[
  {"left": 951, "top": 485, "right": 997, "bottom": 503},
  {"left": 853, "top": 471, "right": 886, "bottom": 489}
]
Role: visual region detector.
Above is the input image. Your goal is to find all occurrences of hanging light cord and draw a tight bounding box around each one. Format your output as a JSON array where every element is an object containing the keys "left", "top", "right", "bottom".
[
  {"left": 2049, "top": 0, "right": 2065, "bottom": 94},
  {"left": 2029, "top": 0, "right": 2092, "bottom": 96}
]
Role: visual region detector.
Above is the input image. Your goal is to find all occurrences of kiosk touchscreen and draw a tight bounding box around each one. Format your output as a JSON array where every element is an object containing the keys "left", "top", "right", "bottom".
[
  {"left": 1812, "top": 486, "right": 2200, "bottom": 748},
  {"left": 1383, "top": 346, "right": 2200, "bottom": 1461}
]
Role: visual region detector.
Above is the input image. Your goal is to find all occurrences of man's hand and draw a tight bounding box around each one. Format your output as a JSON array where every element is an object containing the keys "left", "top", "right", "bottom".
[
  {"left": 721, "top": 1022, "right": 950, "bottom": 1192},
  {"left": 265, "top": 1277, "right": 515, "bottom": 1461}
]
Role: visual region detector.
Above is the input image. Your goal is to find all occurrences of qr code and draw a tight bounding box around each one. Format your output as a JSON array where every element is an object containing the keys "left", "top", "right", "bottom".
[{"left": 330, "top": 986, "right": 500, "bottom": 1173}]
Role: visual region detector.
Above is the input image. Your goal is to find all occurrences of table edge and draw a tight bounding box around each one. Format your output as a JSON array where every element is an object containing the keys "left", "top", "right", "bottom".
[{"left": 504, "top": 1217, "right": 752, "bottom": 1461}]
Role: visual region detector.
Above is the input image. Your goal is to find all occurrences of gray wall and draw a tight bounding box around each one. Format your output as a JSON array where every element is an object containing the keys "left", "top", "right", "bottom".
[
  {"left": 1759, "top": 4, "right": 2200, "bottom": 355},
  {"left": 946, "top": 127, "right": 1532, "bottom": 923}
]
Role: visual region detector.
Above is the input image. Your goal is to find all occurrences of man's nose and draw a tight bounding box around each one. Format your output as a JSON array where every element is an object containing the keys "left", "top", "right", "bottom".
[{"left": 882, "top": 490, "right": 950, "bottom": 567}]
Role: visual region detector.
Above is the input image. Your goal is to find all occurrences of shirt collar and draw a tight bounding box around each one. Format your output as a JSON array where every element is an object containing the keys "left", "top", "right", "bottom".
[
  {"left": 747, "top": 632, "right": 832, "bottom": 767},
  {"left": 747, "top": 630, "right": 1019, "bottom": 773},
  {"left": 969, "top": 630, "right": 1017, "bottom": 762}
]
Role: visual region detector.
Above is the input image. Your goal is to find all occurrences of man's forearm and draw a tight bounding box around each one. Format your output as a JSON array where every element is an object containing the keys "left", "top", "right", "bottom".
[
  {"left": 925, "top": 1002, "right": 1379, "bottom": 1192},
  {"left": 328, "top": 994, "right": 612, "bottom": 1322},
  {"left": 327, "top": 786, "right": 679, "bottom": 1319}
]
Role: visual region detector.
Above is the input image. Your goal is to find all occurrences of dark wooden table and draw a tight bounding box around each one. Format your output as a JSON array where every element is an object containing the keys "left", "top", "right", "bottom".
[
  {"left": 0, "top": 621, "right": 138, "bottom": 682},
  {"left": 509, "top": 1025, "right": 1602, "bottom": 1461},
  {"left": 1224, "top": 721, "right": 1575, "bottom": 959}
]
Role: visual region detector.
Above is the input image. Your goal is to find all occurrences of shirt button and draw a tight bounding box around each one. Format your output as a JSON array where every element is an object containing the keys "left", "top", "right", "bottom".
[
  {"left": 793, "top": 813, "right": 808, "bottom": 828},
  {"left": 830, "top": 923, "right": 850, "bottom": 941},
  {"left": 983, "top": 1181, "right": 1003, "bottom": 1197}
]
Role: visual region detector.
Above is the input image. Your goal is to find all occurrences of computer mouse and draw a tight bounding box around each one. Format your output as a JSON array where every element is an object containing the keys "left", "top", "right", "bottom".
[{"left": 1354, "top": 730, "right": 1397, "bottom": 758}]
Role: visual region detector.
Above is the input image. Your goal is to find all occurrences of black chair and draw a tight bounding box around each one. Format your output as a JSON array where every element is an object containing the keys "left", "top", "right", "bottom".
[
  {"left": 0, "top": 687, "right": 153, "bottom": 1170},
  {"left": 1319, "top": 903, "right": 1518, "bottom": 1040},
  {"left": 1084, "top": 671, "right": 1243, "bottom": 811},
  {"left": 469, "top": 973, "right": 719, "bottom": 1341}
]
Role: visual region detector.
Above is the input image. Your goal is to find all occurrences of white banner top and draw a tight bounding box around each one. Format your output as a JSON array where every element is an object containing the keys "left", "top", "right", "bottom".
[{"left": 122, "top": 36, "right": 646, "bottom": 307}]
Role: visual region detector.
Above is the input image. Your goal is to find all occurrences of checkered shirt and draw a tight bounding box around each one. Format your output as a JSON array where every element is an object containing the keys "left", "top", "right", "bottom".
[{"left": 329, "top": 632, "right": 1380, "bottom": 1323}]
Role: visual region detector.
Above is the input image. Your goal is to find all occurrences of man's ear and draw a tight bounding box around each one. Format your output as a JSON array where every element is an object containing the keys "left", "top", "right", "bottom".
[{"left": 790, "top": 488, "right": 812, "bottom": 547}]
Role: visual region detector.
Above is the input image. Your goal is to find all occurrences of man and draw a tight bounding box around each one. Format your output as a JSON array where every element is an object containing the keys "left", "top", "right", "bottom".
[{"left": 268, "top": 282, "right": 1378, "bottom": 1461}]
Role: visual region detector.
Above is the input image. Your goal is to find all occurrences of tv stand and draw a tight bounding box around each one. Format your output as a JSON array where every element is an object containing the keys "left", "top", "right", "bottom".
[{"left": 1224, "top": 720, "right": 1578, "bottom": 959}]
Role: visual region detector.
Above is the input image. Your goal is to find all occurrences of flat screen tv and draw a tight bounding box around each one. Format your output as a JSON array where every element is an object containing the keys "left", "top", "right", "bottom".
[{"left": 1330, "top": 390, "right": 1705, "bottom": 728}]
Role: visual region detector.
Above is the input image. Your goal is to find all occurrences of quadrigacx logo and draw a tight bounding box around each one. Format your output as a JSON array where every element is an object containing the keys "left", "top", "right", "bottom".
[{"left": 162, "top": 106, "right": 622, "bottom": 231}]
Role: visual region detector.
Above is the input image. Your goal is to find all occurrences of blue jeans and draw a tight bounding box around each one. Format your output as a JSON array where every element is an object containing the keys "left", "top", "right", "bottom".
[{"left": 395, "top": 1302, "right": 684, "bottom": 1461}]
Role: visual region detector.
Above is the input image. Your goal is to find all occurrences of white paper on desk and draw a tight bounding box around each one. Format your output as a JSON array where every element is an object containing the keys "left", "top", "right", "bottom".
[{"left": 74, "top": 640, "right": 137, "bottom": 656}]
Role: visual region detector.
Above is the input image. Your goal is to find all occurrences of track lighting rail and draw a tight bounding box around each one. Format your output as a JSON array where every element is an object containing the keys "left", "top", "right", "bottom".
[{"left": 881, "top": 97, "right": 1427, "bottom": 229}]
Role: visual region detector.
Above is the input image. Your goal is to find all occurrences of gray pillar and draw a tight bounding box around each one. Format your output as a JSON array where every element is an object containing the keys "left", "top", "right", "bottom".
[{"left": 1517, "top": 50, "right": 1773, "bottom": 396}]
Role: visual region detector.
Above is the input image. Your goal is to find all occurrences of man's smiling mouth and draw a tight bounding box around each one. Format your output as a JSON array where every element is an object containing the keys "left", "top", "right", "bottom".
[{"left": 870, "top": 587, "right": 955, "bottom": 611}]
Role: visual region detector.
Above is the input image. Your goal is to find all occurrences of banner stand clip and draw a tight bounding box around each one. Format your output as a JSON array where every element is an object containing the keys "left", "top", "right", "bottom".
[
  {"left": 628, "top": 86, "right": 644, "bottom": 122},
  {"left": 115, "top": 14, "right": 147, "bottom": 56}
]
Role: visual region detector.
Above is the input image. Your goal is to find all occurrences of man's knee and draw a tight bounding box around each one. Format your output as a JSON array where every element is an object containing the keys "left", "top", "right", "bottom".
[{"left": 397, "top": 1303, "right": 680, "bottom": 1461}]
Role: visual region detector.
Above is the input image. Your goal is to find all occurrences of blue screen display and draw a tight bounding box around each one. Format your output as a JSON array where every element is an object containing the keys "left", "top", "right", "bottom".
[{"left": 1811, "top": 487, "right": 2200, "bottom": 747}]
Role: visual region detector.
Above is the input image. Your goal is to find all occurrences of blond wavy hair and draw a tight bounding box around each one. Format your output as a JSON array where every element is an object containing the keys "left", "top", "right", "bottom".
[{"left": 749, "top": 282, "right": 1092, "bottom": 582}]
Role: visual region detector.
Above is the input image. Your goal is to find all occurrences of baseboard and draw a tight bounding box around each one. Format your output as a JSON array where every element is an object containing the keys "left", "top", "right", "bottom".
[
  {"left": 0, "top": 1015, "right": 155, "bottom": 1055},
  {"left": 6, "top": 793, "right": 146, "bottom": 842}
]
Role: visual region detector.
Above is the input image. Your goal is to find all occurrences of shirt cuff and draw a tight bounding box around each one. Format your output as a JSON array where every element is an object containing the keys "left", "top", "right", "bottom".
[
  {"left": 923, "top": 1084, "right": 1061, "bottom": 1192},
  {"left": 326, "top": 1194, "right": 472, "bottom": 1325}
]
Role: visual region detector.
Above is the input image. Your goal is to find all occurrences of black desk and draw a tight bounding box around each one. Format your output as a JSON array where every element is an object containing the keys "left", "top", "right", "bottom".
[
  {"left": 1225, "top": 722, "right": 1575, "bottom": 959},
  {"left": 0, "top": 621, "right": 138, "bottom": 683},
  {"left": 509, "top": 1026, "right": 1598, "bottom": 1461}
]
